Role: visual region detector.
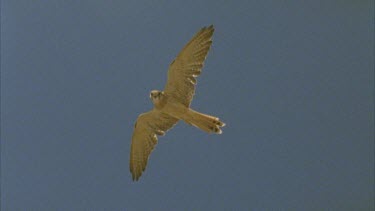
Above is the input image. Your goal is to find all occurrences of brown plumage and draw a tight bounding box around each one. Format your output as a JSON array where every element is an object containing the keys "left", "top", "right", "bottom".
[{"left": 130, "top": 25, "right": 225, "bottom": 181}]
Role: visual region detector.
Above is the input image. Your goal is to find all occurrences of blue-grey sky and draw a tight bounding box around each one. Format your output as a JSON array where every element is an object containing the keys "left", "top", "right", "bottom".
[{"left": 2, "top": 1, "right": 374, "bottom": 210}]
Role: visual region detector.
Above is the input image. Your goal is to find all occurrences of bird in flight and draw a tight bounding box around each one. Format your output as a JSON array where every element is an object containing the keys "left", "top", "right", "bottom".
[{"left": 130, "top": 25, "right": 225, "bottom": 181}]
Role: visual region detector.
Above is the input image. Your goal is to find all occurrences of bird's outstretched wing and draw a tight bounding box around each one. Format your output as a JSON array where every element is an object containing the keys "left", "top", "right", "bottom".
[
  {"left": 130, "top": 110, "right": 179, "bottom": 181},
  {"left": 164, "top": 25, "right": 214, "bottom": 107}
]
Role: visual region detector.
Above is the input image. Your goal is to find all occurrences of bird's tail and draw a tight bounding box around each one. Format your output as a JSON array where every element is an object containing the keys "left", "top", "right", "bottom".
[{"left": 183, "top": 109, "right": 225, "bottom": 134}]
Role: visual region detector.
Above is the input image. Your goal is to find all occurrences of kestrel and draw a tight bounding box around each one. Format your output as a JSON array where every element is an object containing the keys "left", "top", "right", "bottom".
[{"left": 130, "top": 25, "right": 225, "bottom": 181}]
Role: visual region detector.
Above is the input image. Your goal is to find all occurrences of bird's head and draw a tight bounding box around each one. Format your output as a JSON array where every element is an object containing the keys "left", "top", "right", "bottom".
[{"left": 150, "top": 90, "right": 164, "bottom": 104}]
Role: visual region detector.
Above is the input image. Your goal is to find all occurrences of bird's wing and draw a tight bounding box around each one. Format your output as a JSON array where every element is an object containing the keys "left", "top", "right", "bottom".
[
  {"left": 130, "top": 110, "right": 179, "bottom": 181},
  {"left": 164, "top": 25, "right": 214, "bottom": 107}
]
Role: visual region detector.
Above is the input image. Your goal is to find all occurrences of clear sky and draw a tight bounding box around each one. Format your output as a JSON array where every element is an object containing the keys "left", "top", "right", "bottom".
[{"left": 2, "top": 1, "right": 374, "bottom": 210}]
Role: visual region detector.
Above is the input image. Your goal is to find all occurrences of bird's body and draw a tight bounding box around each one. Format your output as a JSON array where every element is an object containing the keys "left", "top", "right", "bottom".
[
  {"left": 150, "top": 90, "right": 224, "bottom": 133},
  {"left": 150, "top": 90, "right": 185, "bottom": 115},
  {"left": 130, "top": 25, "right": 225, "bottom": 181}
]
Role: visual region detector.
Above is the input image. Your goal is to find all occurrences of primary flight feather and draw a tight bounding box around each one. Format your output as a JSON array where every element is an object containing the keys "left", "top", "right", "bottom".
[{"left": 130, "top": 25, "right": 225, "bottom": 181}]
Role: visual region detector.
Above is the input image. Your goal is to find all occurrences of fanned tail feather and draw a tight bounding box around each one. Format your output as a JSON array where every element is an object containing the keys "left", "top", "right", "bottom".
[{"left": 183, "top": 109, "right": 225, "bottom": 134}]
